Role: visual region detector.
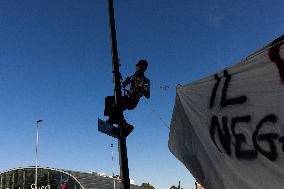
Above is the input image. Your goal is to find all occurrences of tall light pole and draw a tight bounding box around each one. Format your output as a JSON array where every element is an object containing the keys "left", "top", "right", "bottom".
[
  {"left": 98, "top": 1, "right": 132, "bottom": 189},
  {"left": 35, "top": 119, "right": 43, "bottom": 189},
  {"left": 108, "top": 0, "right": 130, "bottom": 188},
  {"left": 111, "top": 143, "right": 115, "bottom": 189}
]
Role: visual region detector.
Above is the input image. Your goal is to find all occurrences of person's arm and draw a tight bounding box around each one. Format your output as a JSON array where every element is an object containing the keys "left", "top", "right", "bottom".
[
  {"left": 143, "top": 80, "right": 150, "bottom": 98},
  {"left": 122, "top": 76, "right": 131, "bottom": 88},
  {"left": 139, "top": 78, "right": 150, "bottom": 98}
]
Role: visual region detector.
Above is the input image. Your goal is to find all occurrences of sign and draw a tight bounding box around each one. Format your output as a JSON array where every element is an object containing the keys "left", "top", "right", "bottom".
[
  {"left": 98, "top": 118, "right": 134, "bottom": 138},
  {"left": 98, "top": 119, "right": 120, "bottom": 139},
  {"left": 168, "top": 36, "right": 284, "bottom": 189},
  {"left": 31, "top": 184, "right": 50, "bottom": 189},
  {"left": 5, "top": 184, "right": 51, "bottom": 189}
]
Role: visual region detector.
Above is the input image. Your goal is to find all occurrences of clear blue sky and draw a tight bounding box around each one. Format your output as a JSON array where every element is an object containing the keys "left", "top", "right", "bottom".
[{"left": 0, "top": 0, "right": 283, "bottom": 188}]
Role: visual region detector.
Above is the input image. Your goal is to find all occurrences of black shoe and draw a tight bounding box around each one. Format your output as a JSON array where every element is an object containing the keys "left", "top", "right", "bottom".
[
  {"left": 118, "top": 118, "right": 127, "bottom": 126},
  {"left": 106, "top": 114, "right": 121, "bottom": 125},
  {"left": 106, "top": 118, "right": 114, "bottom": 125},
  {"left": 122, "top": 123, "right": 134, "bottom": 137}
]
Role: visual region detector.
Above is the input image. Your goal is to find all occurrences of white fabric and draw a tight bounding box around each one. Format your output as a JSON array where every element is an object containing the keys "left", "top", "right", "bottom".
[{"left": 168, "top": 36, "right": 284, "bottom": 189}]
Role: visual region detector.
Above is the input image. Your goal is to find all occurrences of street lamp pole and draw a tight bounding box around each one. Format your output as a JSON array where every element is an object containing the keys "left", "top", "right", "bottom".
[
  {"left": 35, "top": 120, "right": 43, "bottom": 189},
  {"left": 108, "top": 1, "right": 130, "bottom": 188},
  {"left": 97, "top": 1, "right": 132, "bottom": 188},
  {"left": 111, "top": 143, "right": 115, "bottom": 189}
]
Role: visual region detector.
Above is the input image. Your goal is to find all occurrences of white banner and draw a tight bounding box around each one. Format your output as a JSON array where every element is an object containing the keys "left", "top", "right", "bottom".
[{"left": 169, "top": 36, "right": 284, "bottom": 189}]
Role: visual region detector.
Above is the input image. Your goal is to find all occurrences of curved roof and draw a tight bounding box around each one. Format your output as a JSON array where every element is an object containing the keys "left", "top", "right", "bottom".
[{"left": 0, "top": 167, "right": 141, "bottom": 189}]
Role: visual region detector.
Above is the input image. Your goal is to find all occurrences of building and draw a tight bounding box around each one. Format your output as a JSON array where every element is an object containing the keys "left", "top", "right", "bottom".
[{"left": 0, "top": 167, "right": 141, "bottom": 189}]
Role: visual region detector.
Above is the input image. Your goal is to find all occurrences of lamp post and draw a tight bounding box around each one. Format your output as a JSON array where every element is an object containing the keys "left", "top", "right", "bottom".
[
  {"left": 108, "top": 0, "right": 130, "bottom": 188},
  {"left": 98, "top": 1, "right": 131, "bottom": 188},
  {"left": 111, "top": 143, "right": 115, "bottom": 189},
  {"left": 35, "top": 120, "right": 43, "bottom": 189}
]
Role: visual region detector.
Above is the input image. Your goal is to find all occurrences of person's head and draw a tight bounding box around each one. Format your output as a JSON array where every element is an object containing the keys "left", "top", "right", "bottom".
[{"left": 136, "top": 59, "right": 148, "bottom": 73}]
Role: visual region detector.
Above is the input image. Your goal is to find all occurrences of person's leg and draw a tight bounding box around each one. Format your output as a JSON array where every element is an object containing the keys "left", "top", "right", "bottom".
[
  {"left": 106, "top": 96, "right": 139, "bottom": 125},
  {"left": 123, "top": 96, "right": 139, "bottom": 110},
  {"left": 105, "top": 96, "right": 125, "bottom": 124},
  {"left": 104, "top": 96, "right": 115, "bottom": 116}
]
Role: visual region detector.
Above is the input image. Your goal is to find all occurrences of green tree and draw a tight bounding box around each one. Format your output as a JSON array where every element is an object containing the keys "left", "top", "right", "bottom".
[{"left": 140, "top": 182, "right": 155, "bottom": 189}]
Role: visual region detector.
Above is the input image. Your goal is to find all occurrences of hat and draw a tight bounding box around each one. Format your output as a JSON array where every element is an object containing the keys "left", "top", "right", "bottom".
[{"left": 136, "top": 59, "right": 148, "bottom": 70}]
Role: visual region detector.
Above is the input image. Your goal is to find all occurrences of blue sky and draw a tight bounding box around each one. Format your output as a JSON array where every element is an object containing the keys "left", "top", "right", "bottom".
[{"left": 0, "top": 0, "right": 283, "bottom": 188}]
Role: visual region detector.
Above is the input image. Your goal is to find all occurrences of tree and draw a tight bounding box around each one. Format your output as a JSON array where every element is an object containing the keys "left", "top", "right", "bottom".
[
  {"left": 141, "top": 182, "right": 155, "bottom": 189},
  {"left": 170, "top": 185, "right": 183, "bottom": 189}
]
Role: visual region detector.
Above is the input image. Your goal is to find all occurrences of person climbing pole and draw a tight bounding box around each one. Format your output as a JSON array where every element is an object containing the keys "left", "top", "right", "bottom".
[{"left": 104, "top": 59, "right": 150, "bottom": 124}]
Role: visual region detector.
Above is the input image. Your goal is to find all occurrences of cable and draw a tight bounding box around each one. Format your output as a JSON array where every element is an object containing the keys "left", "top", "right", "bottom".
[
  {"left": 123, "top": 80, "right": 171, "bottom": 130},
  {"left": 143, "top": 99, "right": 170, "bottom": 130}
]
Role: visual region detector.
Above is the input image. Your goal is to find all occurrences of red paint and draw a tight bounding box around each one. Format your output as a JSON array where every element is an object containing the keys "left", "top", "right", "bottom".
[
  {"left": 269, "top": 36, "right": 284, "bottom": 83},
  {"left": 61, "top": 183, "right": 67, "bottom": 189}
]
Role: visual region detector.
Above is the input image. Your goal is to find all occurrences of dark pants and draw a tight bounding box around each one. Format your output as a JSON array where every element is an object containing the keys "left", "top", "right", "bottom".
[{"left": 104, "top": 95, "right": 139, "bottom": 116}]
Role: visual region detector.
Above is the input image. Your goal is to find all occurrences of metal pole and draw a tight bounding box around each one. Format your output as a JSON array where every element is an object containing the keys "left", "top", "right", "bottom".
[
  {"left": 35, "top": 120, "right": 43, "bottom": 189},
  {"left": 111, "top": 144, "right": 116, "bottom": 189},
  {"left": 108, "top": 1, "right": 130, "bottom": 189},
  {"left": 108, "top": 0, "right": 122, "bottom": 105},
  {"left": 118, "top": 137, "right": 130, "bottom": 189}
]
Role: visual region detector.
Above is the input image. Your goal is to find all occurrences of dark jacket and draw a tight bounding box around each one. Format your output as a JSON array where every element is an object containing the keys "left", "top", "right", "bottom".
[{"left": 122, "top": 72, "right": 150, "bottom": 99}]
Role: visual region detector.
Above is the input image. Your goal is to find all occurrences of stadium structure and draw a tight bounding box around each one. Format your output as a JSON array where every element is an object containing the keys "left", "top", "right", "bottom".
[{"left": 0, "top": 167, "right": 141, "bottom": 189}]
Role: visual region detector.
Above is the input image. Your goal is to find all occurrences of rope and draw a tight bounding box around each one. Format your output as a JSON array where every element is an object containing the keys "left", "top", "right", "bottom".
[
  {"left": 123, "top": 80, "right": 171, "bottom": 130},
  {"left": 143, "top": 99, "right": 170, "bottom": 130},
  {"left": 245, "top": 36, "right": 284, "bottom": 61}
]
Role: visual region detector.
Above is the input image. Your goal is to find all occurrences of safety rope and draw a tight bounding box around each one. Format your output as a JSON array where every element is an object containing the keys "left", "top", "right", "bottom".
[
  {"left": 123, "top": 79, "right": 171, "bottom": 130},
  {"left": 143, "top": 99, "right": 170, "bottom": 130}
]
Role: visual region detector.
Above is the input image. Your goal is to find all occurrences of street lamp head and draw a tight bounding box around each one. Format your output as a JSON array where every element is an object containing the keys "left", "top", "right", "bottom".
[{"left": 37, "top": 120, "right": 43, "bottom": 123}]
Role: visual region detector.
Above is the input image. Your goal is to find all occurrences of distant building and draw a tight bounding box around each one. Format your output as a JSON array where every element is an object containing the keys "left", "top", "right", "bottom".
[
  {"left": 0, "top": 167, "right": 141, "bottom": 189},
  {"left": 129, "top": 178, "right": 135, "bottom": 185}
]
